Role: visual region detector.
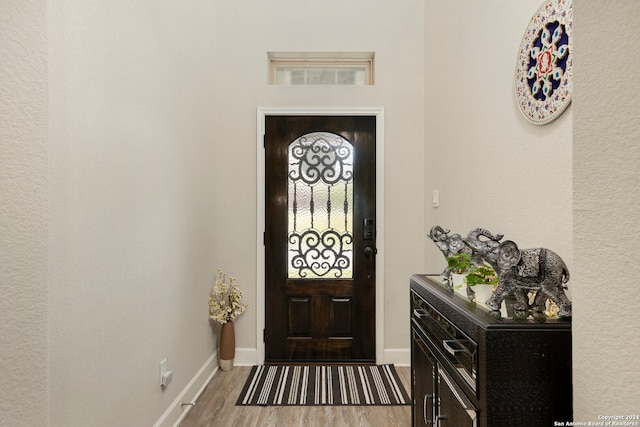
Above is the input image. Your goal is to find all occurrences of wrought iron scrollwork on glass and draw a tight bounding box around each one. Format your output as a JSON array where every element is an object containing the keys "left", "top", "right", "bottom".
[
  {"left": 287, "top": 132, "right": 354, "bottom": 279},
  {"left": 288, "top": 134, "right": 353, "bottom": 185},
  {"left": 288, "top": 229, "right": 353, "bottom": 278}
]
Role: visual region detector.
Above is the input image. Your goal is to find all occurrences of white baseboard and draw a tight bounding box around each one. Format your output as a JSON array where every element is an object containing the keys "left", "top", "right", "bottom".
[
  {"left": 383, "top": 348, "right": 411, "bottom": 366},
  {"left": 234, "top": 347, "right": 258, "bottom": 366},
  {"left": 153, "top": 353, "right": 218, "bottom": 427},
  {"left": 153, "top": 348, "right": 258, "bottom": 427}
]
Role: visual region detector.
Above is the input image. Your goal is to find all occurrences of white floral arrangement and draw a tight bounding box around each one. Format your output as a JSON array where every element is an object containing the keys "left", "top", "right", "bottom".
[{"left": 209, "top": 269, "right": 248, "bottom": 324}]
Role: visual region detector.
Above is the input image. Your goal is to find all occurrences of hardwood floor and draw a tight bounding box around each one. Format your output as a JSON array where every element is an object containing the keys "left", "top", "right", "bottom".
[{"left": 179, "top": 366, "right": 412, "bottom": 427}]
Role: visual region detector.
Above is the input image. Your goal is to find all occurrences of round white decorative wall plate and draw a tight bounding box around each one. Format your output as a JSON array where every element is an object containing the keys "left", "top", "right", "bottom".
[{"left": 515, "top": 0, "right": 573, "bottom": 125}]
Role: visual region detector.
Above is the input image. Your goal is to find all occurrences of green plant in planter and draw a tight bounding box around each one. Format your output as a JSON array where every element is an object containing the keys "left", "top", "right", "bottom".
[
  {"left": 464, "top": 264, "right": 499, "bottom": 286},
  {"left": 446, "top": 253, "right": 499, "bottom": 289}
]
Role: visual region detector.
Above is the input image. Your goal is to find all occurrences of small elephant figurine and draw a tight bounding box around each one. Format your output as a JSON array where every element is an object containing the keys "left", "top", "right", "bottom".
[
  {"left": 429, "top": 225, "right": 477, "bottom": 277},
  {"left": 467, "top": 230, "right": 572, "bottom": 317}
]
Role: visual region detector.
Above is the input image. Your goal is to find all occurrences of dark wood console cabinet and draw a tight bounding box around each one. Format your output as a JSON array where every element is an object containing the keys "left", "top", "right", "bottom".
[{"left": 410, "top": 274, "right": 572, "bottom": 426}]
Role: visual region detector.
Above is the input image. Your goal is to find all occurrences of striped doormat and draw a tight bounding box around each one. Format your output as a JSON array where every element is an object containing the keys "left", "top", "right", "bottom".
[{"left": 236, "top": 364, "right": 410, "bottom": 406}]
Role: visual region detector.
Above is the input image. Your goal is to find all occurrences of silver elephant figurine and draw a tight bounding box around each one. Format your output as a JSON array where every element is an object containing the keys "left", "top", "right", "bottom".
[
  {"left": 429, "top": 226, "right": 474, "bottom": 276},
  {"left": 466, "top": 228, "right": 572, "bottom": 317}
]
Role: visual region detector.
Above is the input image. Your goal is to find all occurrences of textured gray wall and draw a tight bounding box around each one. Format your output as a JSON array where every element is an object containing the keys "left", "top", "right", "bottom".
[{"left": 0, "top": 1, "right": 49, "bottom": 425}]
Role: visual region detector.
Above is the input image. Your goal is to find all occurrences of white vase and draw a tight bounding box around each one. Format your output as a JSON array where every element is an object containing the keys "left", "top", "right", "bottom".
[
  {"left": 471, "top": 284, "right": 496, "bottom": 306},
  {"left": 450, "top": 274, "right": 469, "bottom": 298}
]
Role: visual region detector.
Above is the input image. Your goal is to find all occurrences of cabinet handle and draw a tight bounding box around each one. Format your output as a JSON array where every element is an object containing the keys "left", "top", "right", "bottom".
[
  {"left": 413, "top": 308, "right": 428, "bottom": 318},
  {"left": 436, "top": 415, "right": 448, "bottom": 426},
  {"left": 442, "top": 339, "right": 464, "bottom": 356},
  {"left": 423, "top": 394, "right": 434, "bottom": 425}
]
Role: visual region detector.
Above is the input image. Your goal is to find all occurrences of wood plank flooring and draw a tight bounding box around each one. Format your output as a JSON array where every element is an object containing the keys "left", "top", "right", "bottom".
[{"left": 179, "top": 366, "right": 412, "bottom": 427}]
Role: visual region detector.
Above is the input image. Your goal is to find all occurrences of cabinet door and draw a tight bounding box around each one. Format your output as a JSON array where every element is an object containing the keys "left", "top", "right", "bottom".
[
  {"left": 437, "top": 368, "right": 477, "bottom": 427},
  {"left": 412, "top": 332, "right": 436, "bottom": 426}
]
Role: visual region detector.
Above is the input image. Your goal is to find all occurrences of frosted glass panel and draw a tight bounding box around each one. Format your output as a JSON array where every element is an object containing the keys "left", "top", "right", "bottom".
[
  {"left": 307, "top": 68, "right": 337, "bottom": 85},
  {"left": 288, "top": 132, "right": 353, "bottom": 279},
  {"left": 274, "top": 66, "right": 368, "bottom": 85}
]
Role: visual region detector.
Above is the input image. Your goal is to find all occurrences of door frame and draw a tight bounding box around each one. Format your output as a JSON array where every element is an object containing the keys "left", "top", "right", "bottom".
[{"left": 256, "top": 107, "right": 385, "bottom": 365}]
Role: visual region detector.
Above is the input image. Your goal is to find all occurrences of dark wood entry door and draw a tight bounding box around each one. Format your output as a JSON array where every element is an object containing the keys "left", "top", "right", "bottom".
[{"left": 264, "top": 116, "right": 376, "bottom": 363}]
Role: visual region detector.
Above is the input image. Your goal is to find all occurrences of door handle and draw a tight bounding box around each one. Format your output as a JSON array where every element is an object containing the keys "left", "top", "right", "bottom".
[{"left": 363, "top": 246, "right": 377, "bottom": 279}]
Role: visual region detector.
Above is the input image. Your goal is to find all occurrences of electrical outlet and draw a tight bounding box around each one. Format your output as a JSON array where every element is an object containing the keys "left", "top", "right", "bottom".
[
  {"left": 160, "top": 358, "right": 167, "bottom": 380},
  {"left": 161, "top": 370, "right": 173, "bottom": 387},
  {"left": 159, "top": 358, "right": 173, "bottom": 388}
]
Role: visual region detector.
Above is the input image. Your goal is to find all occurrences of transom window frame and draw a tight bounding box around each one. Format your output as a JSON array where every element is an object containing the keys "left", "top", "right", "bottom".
[{"left": 268, "top": 52, "right": 375, "bottom": 85}]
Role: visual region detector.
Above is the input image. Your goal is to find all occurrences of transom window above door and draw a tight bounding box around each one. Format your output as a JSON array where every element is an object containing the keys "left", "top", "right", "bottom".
[{"left": 268, "top": 52, "right": 375, "bottom": 85}]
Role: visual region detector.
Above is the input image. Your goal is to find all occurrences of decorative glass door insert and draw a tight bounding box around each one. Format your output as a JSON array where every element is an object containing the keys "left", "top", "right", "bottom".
[{"left": 287, "top": 132, "right": 353, "bottom": 279}]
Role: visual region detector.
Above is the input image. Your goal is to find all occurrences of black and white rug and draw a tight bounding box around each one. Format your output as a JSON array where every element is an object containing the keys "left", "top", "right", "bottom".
[{"left": 236, "top": 364, "right": 410, "bottom": 406}]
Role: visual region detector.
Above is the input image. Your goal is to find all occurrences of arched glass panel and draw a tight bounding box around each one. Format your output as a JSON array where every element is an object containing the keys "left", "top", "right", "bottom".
[{"left": 287, "top": 132, "right": 353, "bottom": 279}]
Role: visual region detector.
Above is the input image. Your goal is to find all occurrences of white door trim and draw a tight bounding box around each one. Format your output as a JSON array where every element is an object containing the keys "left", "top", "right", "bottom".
[{"left": 256, "top": 107, "right": 385, "bottom": 364}]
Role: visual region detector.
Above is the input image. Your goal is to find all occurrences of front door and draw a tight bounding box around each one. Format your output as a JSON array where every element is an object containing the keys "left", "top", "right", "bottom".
[{"left": 264, "top": 115, "right": 376, "bottom": 363}]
